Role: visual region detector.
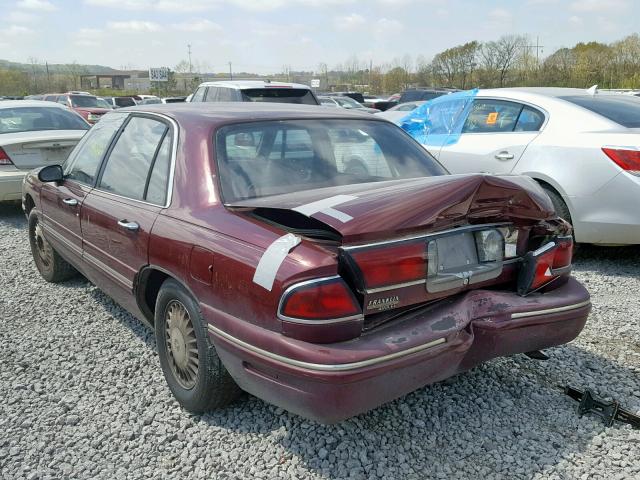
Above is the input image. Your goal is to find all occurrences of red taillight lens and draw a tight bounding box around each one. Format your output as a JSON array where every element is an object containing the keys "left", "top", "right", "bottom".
[
  {"left": 553, "top": 236, "right": 573, "bottom": 269},
  {"left": 0, "top": 147, "right": 13, "bottom": 166},
  {"left": 602, "top": 147, "right": 640, "bottom": 174},
  {"left": 349, "top": 241, "right": 427, "bottom": 289},
  {"left": 531, "top": 247, "right": 556, "bottom": 290},
  {"left": 281, "top": 278, "right": 360, "bottom": 320}
]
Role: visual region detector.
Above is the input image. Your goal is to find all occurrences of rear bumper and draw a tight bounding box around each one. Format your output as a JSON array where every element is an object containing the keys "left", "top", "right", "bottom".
[
  {"left": 0, "top": 169, "right": 26, "bottom": 202},
  {"left": 570, "top": 171, "right": 640, "bottom": 245},
  {"left": 206, "top": 277, "right": 590, "bottom": 423}
]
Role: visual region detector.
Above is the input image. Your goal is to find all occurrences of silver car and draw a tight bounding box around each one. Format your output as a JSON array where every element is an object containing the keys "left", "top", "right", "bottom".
[{"left": 406, "top": 87, "right": 640, "bottom": 246}]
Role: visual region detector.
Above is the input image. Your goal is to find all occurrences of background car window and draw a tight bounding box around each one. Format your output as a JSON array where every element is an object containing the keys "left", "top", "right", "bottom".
[
  {"left": 56, "top": 96, "right": 68, "bottom": 106},
  {"left": 98, "top": 116, "right": 168, "bottom": 200},
  {"left": 216, "top": 119, "right": 447, "bottom": 201},
  {"left": 205, "top": 87, "right": 219, "bottom": 102},
  {"left": 217, "top": 87, "right": 235, "bottom": 101},
  {"left": 191, "top": 87, "right": 206, "bottom": 102},
  {"left": 0, "top": 107, "right": 89, "bottom": 134},
  {"left": 240, "top": 88, "right": 317, "bottom": 105},
  {"left": 462, "top": 100, "right": 523, "bottom": 133},
  {"left": 514, "top": 106, "right": 545, "bottom": 132},
  {"left": 64, "top": 113, "right": 127, "bottom": 185},
  {"left": 145, "top": 131, "right": 173, "bottom": 205}
]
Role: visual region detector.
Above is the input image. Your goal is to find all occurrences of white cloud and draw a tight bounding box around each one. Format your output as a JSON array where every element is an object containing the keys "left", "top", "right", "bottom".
[
  {"left": 568, "top": 15, "right": 583, "bottom": 27},
  {"left": 7, "top": 11, "right": 38, "bottom": 23},
  {"left": 570, "top": 0, "right": 628, "bottom": 12},
  {"left": 107, "top": 20, "right": 161, "bottom": 32},
  {"left": 375, "top": 18, "right": 403, "bottom": 35},
  {"left": 85, "top": 0, "right": 217, "bottom": 12},
  {"left": 6, "top": 24, "right": 34, "bottom": 36},
  {"left": 334, "top": 13, "right": 366, "bottom": 31},
  {"left": 16, "top": 0, "right": 56, "bottom": 11},
  {"left": 488, "top": 8, "right": 513, "bottom": 22},
  {"left": 172, "top": 19, "right": 222, "bottom": 33},
  {"left": 72, "top": 27, "right": 104, "bottom": 47}
]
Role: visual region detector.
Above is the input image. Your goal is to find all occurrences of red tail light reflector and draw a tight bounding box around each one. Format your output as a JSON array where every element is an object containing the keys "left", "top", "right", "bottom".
[
  {"left": 280, "top": 277, "right": 361, "bottom": 321},
  {"left": 602, "top": 147, "right": 640, "bottom": 175},
  {"left": 0, "top": 147, "right": 13, "bottom": 166},
  {"left": 349, "top": 241, "right": 427, "bottom": 289},
  {"left": 553, "top": 236, "right": 573, "bottom": 269},
  {"left": 518, "top": 237, "right": 573, "bottom": 295}
]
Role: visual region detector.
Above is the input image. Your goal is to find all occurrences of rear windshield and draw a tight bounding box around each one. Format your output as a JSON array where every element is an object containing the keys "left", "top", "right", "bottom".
[
  {"left": 215, "top": 119, "right": 447, "bottom": 202},
  {"left": 240, "top": 88, "right": 318, "bottom": 105},
  {"left": 70, "top": 95, "right": 101, "bottom": 108},
  {"left": 0, "top": 107, "right": 89, "bottom": 134},
  {"left": 114, "top": 97, "right": 136, "bottom": 107},
  {"left": 560, "top": 95, "right": 640, "bottom": 128},
  {"left": 400, "top": 91, "right": 446, "bottom": 103}
]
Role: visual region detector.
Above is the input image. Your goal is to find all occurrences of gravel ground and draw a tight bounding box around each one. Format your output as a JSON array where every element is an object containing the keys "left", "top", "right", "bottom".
[{"left": 1, "top": 202, "right": 639, "bottom": 480}]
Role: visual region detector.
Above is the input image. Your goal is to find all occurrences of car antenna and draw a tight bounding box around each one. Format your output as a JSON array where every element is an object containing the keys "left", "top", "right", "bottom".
[{"left": 586, "top": 84, "right": 598, "bottom": 96}]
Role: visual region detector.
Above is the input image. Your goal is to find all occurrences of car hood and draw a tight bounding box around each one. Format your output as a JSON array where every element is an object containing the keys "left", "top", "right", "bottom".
[
  {"left": 229, "top": 174, "right": 555, "bottom": 244},
  {"left": 74, "top": 107, "right": 110, "bottom": 114}
]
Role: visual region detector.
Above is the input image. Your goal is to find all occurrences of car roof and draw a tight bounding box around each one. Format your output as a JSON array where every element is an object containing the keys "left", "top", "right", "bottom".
[
  {"left": 0, "top": 100, "right": 69, "bottom": 109},
  {"left": 479, "top": 87, "right": 605, "bottom": 98},
  {"left": 119, "top": 101, "right": 377, "bottom": 124},
  {"left": 196, "top": 80, "right": 312, "bottom": 90}
]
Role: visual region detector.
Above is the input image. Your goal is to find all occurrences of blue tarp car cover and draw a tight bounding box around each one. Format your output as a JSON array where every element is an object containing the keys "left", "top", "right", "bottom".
[{"left": 398, "top": 88, "right": 478, "bottom": 147}]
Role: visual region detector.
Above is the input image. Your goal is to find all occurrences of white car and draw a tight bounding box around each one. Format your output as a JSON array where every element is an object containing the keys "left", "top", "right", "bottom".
[
  {"left": 0, "top": 101, "right": 89, "bottom": 202},
  {"left": 406, "top": 87, "right": 640, "bottom": 245}
]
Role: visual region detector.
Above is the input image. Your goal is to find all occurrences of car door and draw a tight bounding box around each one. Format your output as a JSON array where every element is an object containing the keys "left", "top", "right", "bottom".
[
  {"left": 80, "top": 114, "right": 174, "bottom": 311},
  {"left": 437, "top": 99, "right": 545, "bottom": 175},
  {"left": 39, "top": 112, "right": 127, "bottom": 266}
]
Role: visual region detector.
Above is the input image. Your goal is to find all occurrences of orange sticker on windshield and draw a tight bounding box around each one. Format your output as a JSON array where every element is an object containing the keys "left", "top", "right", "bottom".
[{"left": 486, "top": 112, "right": 498, "bottom": 125}]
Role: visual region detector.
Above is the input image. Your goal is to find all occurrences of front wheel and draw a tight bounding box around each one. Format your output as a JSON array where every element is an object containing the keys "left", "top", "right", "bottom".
[
  {"left": 155, "top": 279, "right": 241, "bottom": 412},
  {"left": 28, "top": 212, "right": 76, "bottom": 283}
]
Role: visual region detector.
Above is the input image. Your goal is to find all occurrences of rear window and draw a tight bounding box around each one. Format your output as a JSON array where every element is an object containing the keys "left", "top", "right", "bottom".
[
  {"left": 0, "top": 107, "right": 89, "bottom": 134},
  {"left": 70, "top": 95, "right": 101, "bottom": 108},
  {"left": 400, "top": 91, "right": 446, "bottom": 103},
  {"left": 215, "top": 119, "right": 447, "bottom": 202},
  {"left": 560, "top": 95, "right": 640, "bottom": 128},
  {"left": 114, "top": 97, "right": 136, "bottom": 107},
  {"left": 240, "top": 88, "right": 318, "bottom": 105}
]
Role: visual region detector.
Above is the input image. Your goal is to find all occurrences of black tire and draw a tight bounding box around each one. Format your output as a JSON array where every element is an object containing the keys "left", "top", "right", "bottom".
[
  {"left": 543, "top": 187, "right": 572, "bottom": 225},
  {"left": 28, "top": 211, "right": 76, "bottom": 283},
  {"left": 155, "top": 279, "right": 241, "bottom": 412}
]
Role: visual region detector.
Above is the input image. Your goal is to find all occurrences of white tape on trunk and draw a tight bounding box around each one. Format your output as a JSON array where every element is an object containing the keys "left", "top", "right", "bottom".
[
  {"left": 253, "top": 233, "right": 302, "bottom": 291},
  {"left": 292, "top": 195, "right": 357, "bottom": 223}
]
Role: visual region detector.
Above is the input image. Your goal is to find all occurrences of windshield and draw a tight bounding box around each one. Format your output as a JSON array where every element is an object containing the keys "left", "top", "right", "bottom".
[
  {"left": 240, "top": 88, "right": 317, "bottom": 105},
  {"left": 216, "top": 119, "right": 447, "bottom": 202},
  {"left": 70, "top": 95, "right": 101, "bottom": 108},
  {"left": 115, "top": 97, "right": 136, "bottom": 107},
  {"left": 96, "top": 98, "right": 112, "bottom": 109},
  {"left": 560, "top": 95, "right": 640, "bottom": 128},
  {"left": 0, "top": 107, "right": 89, "bottom": 134}
]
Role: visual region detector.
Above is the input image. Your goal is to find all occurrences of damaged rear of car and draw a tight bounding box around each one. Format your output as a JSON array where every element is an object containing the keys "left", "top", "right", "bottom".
[{"left": 209, "top": 114, "right": 590, "bottom": 422}]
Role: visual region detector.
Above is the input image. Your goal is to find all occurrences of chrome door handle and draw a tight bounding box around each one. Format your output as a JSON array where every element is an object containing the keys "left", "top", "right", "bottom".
[
  {"left": 117, "top": 219, "right": 139, "bottom": 231},
  {"left": 62, "top": 198, "right": 78, "bottom": 206},
  {"left": 495, "top": 151, "right": 515, "bottom": 160}
]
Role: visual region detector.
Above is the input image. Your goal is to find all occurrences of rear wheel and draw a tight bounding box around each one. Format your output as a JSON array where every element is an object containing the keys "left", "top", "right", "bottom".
[
  {"left": 28, "top": 212, "right": 76, "bottom": 283},
  {"left": 155, "top": 279, "right": 241, "bottom": 412}
]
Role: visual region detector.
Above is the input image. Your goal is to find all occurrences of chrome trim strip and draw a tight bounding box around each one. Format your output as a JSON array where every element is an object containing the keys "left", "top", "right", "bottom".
[
  {"left": 40, "top": 224, "right": 82, "bottom": 257},
  {"left": 341, "top": 222, "right": 511, "bottom": 251},
  {"left": 510, "top": 300, "right": 591, "bottom": 319},
  {"left": 83, "top": 251, "right": 134, "bottom": 290},
  {"left": 207, "top": 323, "right": 447, "bottom": 372},
  {"left": 366, "top": 279, "right": 426, "bottom": 294}
]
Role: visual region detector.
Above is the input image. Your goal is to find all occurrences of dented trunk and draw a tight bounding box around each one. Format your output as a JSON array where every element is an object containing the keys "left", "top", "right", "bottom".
[{"left": 230, "top": 173, "right": 556, "bottom": 245}]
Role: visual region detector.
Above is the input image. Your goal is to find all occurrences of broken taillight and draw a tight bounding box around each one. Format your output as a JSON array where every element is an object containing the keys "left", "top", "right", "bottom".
[
  {"left": 517, "top": 236, "right": 573, "bottom": 295},
  {"left": 279, "top": 277, "right": 361, "bottom": 321},
  {"left": 349, "top": 241, "right": 427, "bottom": 290}
]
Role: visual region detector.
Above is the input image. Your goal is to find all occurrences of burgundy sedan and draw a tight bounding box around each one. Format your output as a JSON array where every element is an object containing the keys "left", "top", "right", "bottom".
[{"left": 22, "top": 103, "right": 590, "bottom": 423}]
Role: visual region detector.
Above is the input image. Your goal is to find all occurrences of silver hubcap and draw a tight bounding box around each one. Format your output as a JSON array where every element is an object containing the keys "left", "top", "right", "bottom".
[
  {"left": 34, "top": 223, "right": 53, "bottom": 268},
  {"left": 165, "top": 300, "right": 199, "bottom": 389}
]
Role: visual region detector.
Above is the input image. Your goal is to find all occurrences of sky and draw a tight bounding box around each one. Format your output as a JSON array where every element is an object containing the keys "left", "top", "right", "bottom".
[{"left": 1, "top": 0, "right": 638, "bottom": 74}]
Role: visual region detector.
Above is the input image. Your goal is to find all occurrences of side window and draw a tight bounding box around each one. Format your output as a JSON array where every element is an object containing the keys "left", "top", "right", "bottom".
[
  {"left": 515, "top": 106, "right": 545, "bottom": 132},
  {"left": 217, "top": 87, "right": 234, "bottom": 102},
  {"left": 191, "top": 87, "right": 206, "bottom": 103},
  {"left": 462, "top": 99, "right": 523, "bottom": 133},
  {"left": 145, "top": 132, "right": 173, "bottom": 205},
  {"left": 64, "top": 113, "right": 127, "bottom": 185},
  {"left": 205, "top": 87, "right": 219, "bottom": 102},
  {"left": 57, "top": 96, "right": 68, "bottom": 106},
  {"left": 98, "top": 116, "right": 168, "bottom": 201}
]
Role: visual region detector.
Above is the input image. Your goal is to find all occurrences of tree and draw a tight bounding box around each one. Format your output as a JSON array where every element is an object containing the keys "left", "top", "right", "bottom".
[{"left": 480, "top": 35, "right": 526, "bottom": 87}]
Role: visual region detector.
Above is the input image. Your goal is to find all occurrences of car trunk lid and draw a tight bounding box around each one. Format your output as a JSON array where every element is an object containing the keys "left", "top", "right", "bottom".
[{"left": 1, "top": 130, "right": 85, "bottom": 170}]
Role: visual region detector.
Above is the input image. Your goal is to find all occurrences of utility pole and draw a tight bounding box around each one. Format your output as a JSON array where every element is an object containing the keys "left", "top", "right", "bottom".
[
  {"left": 523, "top": 36, "right": 544, "bottom": 66},
  {"left": 45, "top": 61, "right": 50, "bottom": 91},
  {"left": 187, "top": 44, "right": 192, "bottom": 74},
  {"left": 228, "top": 62, "right": 233, "bottom": 80}
]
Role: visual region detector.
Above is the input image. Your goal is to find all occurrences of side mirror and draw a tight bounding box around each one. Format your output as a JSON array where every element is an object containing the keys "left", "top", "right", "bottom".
[{"left": 38, "top": 164, "right": 64, "bottom": 183}]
